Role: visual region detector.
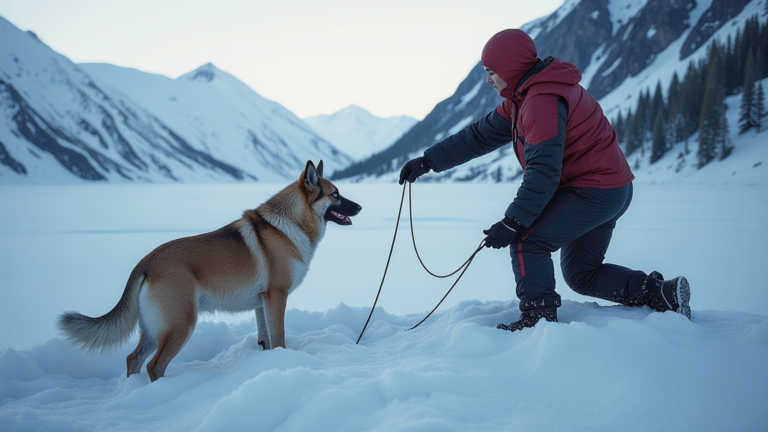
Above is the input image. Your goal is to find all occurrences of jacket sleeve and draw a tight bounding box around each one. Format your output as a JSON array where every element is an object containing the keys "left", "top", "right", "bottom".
[
  {"left": 505, "top": 96, "right": 568, "bottom": 228},
  {"left": 423, "top": 109, "right": 513, "bottom": 172}
]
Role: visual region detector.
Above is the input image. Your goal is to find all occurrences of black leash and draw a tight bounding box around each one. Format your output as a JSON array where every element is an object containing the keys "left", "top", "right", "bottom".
[{"left": 355, "top": 182, "right": 485, "bottom": 344}]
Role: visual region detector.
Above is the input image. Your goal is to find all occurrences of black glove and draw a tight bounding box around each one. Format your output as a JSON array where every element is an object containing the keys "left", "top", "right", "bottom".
[
  {"left": 483, "top": 217, "right": 520, "bottom": 249},
  {"left": 399, "top": 156, "right": 432, "bottom": 184}
]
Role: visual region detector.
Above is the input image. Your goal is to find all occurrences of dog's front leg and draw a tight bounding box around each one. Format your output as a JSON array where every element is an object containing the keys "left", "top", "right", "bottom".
[
  {"left": 263, "top": 289, "right": 288, "bottom": 349},
  {"left": 255, "top": 294, "right": 270, "bottom": 350}
]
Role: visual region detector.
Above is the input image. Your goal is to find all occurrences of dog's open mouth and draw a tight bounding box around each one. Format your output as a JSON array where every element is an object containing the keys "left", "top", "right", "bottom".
[{"left": 328, "top": 210, "right": 353, "bottom": 226}]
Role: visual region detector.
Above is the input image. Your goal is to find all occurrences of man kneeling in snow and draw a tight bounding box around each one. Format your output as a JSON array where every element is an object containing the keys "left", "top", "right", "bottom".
[{"left": 399, "top": 29, "right": 690, "bottom": 331}]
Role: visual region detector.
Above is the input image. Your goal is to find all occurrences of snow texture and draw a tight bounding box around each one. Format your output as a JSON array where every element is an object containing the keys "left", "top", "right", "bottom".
[
  {"left": 607, "top": 0, "right": 650, "bottom": 36},
  {"left": 1, "top": 170, "right": 767, "bottom": 430},
  {"left": 1, "top": 1, "right": 768, "bottom": 429}
]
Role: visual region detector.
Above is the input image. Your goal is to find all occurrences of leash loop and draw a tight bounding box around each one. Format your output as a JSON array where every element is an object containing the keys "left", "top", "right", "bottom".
[
  {"left": 355, "top": 183, "right": 406, "bottom": 344},
  {"left": 356, "top": 182, "right": 484, "bottom": 344}
]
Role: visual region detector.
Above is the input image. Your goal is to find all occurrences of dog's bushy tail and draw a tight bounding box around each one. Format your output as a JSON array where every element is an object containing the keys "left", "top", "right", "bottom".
[{"left": 58, "top": 268, "right": 145, "bottom": 353}]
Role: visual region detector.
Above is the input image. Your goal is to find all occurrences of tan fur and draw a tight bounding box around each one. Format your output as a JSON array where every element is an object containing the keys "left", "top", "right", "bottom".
[{"left": 58, "top": 161, "right": 359, "bottom": 381}]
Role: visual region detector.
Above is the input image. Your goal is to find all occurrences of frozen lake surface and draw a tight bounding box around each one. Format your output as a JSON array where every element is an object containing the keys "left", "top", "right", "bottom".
[{"left": 1, "top": 182, "right": 767, "bottom": 431}]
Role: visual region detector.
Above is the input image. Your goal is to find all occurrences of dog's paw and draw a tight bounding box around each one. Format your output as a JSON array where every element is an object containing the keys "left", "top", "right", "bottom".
[{"left": 258, "top": 340, "right": 267, "bottom": 350}]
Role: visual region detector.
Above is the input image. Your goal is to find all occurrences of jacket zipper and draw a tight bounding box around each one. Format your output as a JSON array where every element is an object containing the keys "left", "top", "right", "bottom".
[{"left": 511, "top": 100, "right": 523, "bottom": 168}]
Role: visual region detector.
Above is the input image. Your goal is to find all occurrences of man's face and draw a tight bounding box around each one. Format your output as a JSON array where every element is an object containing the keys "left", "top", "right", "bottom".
[{"left": 484, "top": 66, "right": 508, "bottom": 95}]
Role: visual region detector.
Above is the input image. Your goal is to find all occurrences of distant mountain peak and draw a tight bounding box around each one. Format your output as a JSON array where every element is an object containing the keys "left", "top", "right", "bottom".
[
  {"left": 340, "top": 104, "right": 367, "bottom": 113},
  {"left": 180, "top": 62, "right": 220, "bottom": 83},
  {"left": 303, "top": 106, "right": 418, "bottom": 161}
]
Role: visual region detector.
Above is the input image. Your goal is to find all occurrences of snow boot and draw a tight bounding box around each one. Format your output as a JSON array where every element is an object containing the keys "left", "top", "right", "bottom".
[
  {"left": 497, "top": 308, "right": 557, "bottom": 332},
  {"left": 643, "top": 274, "right": 691, "bottom": 319}
]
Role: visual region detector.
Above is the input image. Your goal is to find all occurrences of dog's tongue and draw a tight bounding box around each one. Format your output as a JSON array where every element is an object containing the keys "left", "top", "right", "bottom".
[{"left": 332, "top": 211, "right": 352, "bottom": 225}]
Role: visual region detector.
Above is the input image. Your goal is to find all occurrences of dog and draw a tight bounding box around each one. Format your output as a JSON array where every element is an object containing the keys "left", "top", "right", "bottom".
[{"left": 58, "top": 160, "right": 361, "bottom": 381}]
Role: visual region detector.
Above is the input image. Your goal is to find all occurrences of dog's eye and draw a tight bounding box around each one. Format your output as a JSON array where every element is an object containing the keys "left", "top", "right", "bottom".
[{"left": 331, "top": 192, "right": 339, "bottom": 199}]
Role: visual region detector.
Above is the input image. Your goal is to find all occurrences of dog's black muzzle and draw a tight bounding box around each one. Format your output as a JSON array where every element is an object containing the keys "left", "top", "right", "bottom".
[{"left": 324, "top": 195, "right": 362, "bottom": 226}]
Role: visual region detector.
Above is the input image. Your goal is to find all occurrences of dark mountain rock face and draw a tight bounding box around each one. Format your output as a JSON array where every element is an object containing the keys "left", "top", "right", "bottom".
[
  {"left": 680, "top": 0, "right": 753, "bottom": 59},
  {"left": 0, "top": 140, "right": 26, "bottom": 175},
  {"left": 567, "top": 0, "right": 693, "bottom": 100},
  {"left": 2, "top": 79, "right": 107, "bottom": 180},
  {"left": 525, "top": 0, "right": 613, "bottom": 73},
  {"left": 1, "top": 76, "right": 248, "bottom": 182}
]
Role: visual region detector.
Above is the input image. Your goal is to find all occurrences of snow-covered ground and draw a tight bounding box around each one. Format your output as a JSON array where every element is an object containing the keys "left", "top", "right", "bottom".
[{"left": 1, "top": 179, "right": 767, "bottom": 431}]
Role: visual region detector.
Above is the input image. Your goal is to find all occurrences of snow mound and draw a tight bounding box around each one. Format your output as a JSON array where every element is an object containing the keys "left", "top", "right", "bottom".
[{"left": 1, "top": 300, "right": 766, "bottom": 431}]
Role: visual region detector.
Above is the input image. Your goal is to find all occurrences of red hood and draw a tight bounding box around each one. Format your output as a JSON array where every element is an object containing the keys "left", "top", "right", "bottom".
[{"left": 481, "top": 29, "right": 581, "bottom": 99}]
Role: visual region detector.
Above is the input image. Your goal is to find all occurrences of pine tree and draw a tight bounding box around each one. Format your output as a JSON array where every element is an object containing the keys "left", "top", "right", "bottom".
[
  {"left": 757, "top": 82, "right": 766, "bottom": 132},
  {"left": 698, "top": 94, "right": 720, "bottom": 168},
  {"left": 613, "top": 111, "right": 625, "bottom": 144},
  {"left": 638, "top": 88, "right": 652, "bottom": 156},
  {"left": 682, "top": 60, "right": 703, "bottom": 135},
  {"left": 757, "top": 46, "right": 767, "bottom": 81},
  {"left": 760, "top": 21, "right": 768, "bottom": 78},
  {"left": 651, "top": 110, "right": 667, "bottom": 163},
  {"left": 739, "top": 50, "right": 758, "bottom": 133},
  {"left": 725, "top": 35, "right": 738, "bottom": 95},
  {"left": 698, "top": 42, "right": 726, "bottom": 168},
  {"left": 626, "top": 111, "right": 640, "bottom": 155},
  {"left": 667, "top": 72, "right": 684, "bottom": 146},
  {"left": 683, "top": 107, "right": 691, "bottom": 154},
  {"left": 668, "top": 73, "right": 681, "bottom": 115},
  {"left": 720, "top": 106, "right": 733, "bottom": 161},
  {"left": 652, "top": 81, "right": 665, "bottom": 117},
  {"left": 741, "top": 16, "right": 763, "bottom": 84},
  {"left": 492, "top": 166, "right": 503, "bottom": 182}
]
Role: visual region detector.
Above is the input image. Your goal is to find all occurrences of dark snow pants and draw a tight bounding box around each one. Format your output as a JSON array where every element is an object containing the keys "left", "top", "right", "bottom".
[{"left": 510, "top": 182, "right": 648, "bottom": 311}]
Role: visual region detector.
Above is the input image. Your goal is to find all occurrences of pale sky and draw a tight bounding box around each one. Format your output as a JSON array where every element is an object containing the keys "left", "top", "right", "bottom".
[{"left": 1, "top": 0, "right": 563, "bottom": 120}]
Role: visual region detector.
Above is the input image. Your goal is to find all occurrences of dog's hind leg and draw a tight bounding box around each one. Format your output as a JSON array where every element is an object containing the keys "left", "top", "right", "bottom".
[
  {"left": 264, "top": 290, "right": 288, "bottom": 349},
  {"left": 126, "top": 332, "right": 157, "bottom": 377},
  {"left": 144, "top": 285, "right": 197, "bottom": 381},
  {"left": 146, "top": 318, "right": 196, "bottom": 382},
  {"left": 255, "top": 294, "right": 270, "bottom": 350}
]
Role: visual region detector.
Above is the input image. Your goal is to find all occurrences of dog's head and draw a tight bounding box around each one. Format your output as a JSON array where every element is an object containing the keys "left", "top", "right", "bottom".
[{"left": 301, "top": 160, "right": 361, "bottom": 225}]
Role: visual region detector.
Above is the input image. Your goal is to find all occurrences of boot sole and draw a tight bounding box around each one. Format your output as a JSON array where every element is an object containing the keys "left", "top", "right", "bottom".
[{"left": 676, "top": 277, "right": 691, "bottom": 320}]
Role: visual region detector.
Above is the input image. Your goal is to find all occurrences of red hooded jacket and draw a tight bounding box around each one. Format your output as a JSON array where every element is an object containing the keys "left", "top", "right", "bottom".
[
  {"left": 485, "top": 29, "right": 633, "bottom": 190},
  {"left": 425, "top": 29, "right": 633, "bottom": 228}
]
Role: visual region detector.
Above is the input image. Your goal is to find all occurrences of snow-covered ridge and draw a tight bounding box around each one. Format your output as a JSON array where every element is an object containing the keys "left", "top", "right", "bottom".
[
  {"left": 303, "top": 105, "right": 417, "bottom": 161},
  {"left": 607, "top": 0, "right": 650, "bottom": 36},
  {"left": 1, "top": 300, "right": 765, "bottom": 431},
  {"left": 0, "top": 17, "right": 352, "bottom": 183}
]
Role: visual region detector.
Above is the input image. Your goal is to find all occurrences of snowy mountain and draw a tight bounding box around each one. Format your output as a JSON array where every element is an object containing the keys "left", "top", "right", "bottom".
[
  {"left": 330, "top": 64, "right": 505, "bottom": 180},
  {"left": 0, "top": 17, "right": 352, "bottom": 183},
  {"left": 303, "top": 105, "right": 417, "bottom": 161},
  {"left": 332, "top": 0, "right": 767, "bottom": 183}
]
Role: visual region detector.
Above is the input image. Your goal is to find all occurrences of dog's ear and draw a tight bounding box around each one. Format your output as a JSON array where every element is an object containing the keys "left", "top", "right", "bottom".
[
  {"left": 303, "top": 160, "right": 318, "bottom": 188},
  {"left": 316, "top": 160, "right": 324, "bottom": 178}
]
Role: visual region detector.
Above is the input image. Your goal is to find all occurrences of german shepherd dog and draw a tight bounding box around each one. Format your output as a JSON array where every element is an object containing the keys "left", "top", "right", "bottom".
[{"left": 58, "top": 160, "right": 361, "bottom": 381}]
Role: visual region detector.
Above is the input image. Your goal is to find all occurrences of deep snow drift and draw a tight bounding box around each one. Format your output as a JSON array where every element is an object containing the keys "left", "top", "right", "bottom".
[{"left": 1, "top": 180, "right": 767, "bottom": 431}]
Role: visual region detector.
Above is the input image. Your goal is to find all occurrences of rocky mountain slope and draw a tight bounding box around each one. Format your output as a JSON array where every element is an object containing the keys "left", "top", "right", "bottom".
[
  {"left": 0, "top": 17, "right": 351, "bottom": 183},
  {"left": 332, "top": 0, "right": 765, "bottom": 183}
]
